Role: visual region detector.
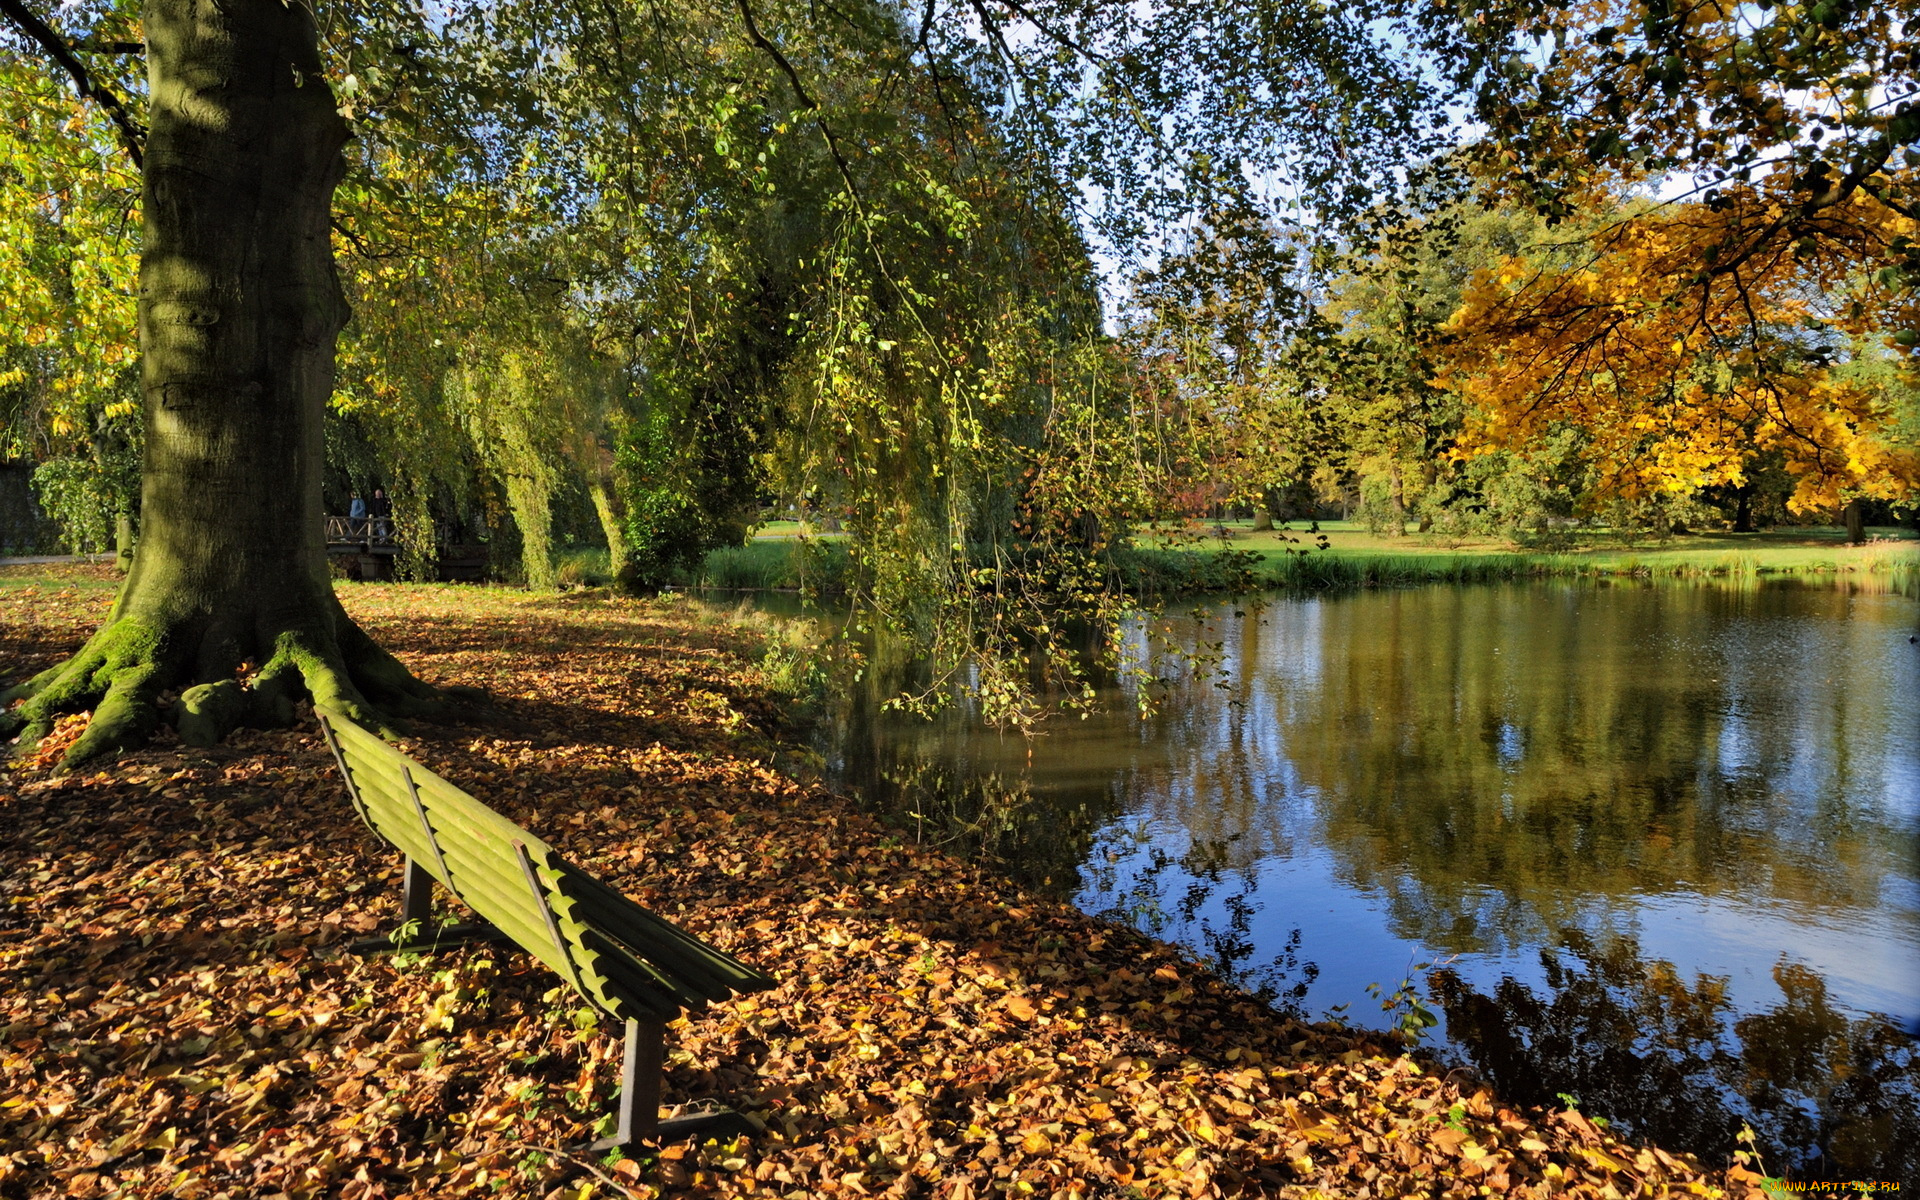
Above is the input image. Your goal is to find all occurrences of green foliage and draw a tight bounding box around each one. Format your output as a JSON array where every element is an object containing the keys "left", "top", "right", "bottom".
[
  {"left": 37, "top": 0, "right": 1884, "bottom": 721},
  {"left": 28, "top": 429, "right": 137, "bottom": 555},
  {"left": 554, "top": 548, "right": 612, "bottom": 588},
  {"left": 615, "top": 407, "right": 751, "bottom": 592},
  {"left": 693, "top": 540, "right": 854, "bottom": 593},
  {"left": 1114, "top": 547, "right": 1267, "bottom": 596},
  {"left": 1434, "top": 932, "right": 1920, "bottom": 1180},
  {"left": 1364, "top": 969, "right": 1440, "bottom": 1044}
]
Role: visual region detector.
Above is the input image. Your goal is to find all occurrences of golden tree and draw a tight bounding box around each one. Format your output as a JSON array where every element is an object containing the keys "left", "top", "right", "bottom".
[{"left": 1442, "top": 194, "right": 1919, "bottom": 522}]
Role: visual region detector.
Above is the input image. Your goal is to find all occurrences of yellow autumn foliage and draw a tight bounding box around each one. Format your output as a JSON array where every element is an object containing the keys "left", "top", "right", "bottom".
[
  {"left": 0, "top": 57, "right": 141, "bottom": 457},
  {"left": 1442, "top": 193, "right": 1920, "bottom": 512}
]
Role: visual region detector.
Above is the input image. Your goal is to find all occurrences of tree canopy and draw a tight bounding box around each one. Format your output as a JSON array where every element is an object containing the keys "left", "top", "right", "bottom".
[{"left": 2, "top": 0, "right": 1916, "bottom": 760}]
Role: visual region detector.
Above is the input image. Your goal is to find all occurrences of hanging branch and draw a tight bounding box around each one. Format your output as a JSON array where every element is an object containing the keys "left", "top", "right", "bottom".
[
  {"left": 734, "top": 0, "right": 949, "bottom": 368},
  {"left": 0, "top": 0, "right": 146, "bottom": 169}
]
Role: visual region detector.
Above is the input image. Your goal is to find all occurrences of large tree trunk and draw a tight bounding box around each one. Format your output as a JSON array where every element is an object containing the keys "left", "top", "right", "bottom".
[
  {"left": 1843, "top": 499, "right": 1866, "bottom": 545},
  {"left": 3, "top": 0, "right": 442, "bottom": 766}
]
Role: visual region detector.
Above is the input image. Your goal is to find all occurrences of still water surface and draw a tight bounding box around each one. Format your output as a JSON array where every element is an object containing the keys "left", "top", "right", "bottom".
[{"left": 810, "top": 579, "right": 1919, "bottom": 1178}]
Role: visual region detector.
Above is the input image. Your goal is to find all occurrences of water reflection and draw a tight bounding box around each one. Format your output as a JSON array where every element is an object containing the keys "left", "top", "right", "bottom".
[
  {"left": 1165, "top": 582, "right": 1918, "bottom": 951},
  {"left": 816, "top": 577, "right": 1920, "bottom": 1178},
  {"left": 1432, "top": 932, "right": 1920, "bottom": 1181}
]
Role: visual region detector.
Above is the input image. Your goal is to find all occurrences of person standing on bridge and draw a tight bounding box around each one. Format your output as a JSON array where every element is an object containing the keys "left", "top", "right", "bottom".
[
  {"left": 348, "top": 490, "right": 368, "bottom": 539},
  {"left": 369, "top": 487, "right": 392, "bottom": 545}
]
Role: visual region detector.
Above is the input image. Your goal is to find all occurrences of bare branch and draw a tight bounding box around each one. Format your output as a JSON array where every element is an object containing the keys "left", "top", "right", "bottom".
[{"left": 0, "top": 0, "right": 145, "bottom": 169}]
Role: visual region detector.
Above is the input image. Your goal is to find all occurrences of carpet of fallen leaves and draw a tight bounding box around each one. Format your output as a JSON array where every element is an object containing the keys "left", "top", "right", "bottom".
[{"left": 2, "top": 566, "right": 1768, "bottom": 1199}]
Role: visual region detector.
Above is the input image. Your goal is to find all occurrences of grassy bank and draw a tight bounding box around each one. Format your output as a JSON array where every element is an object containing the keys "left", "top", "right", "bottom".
[
  {"left": 1130, "top": 521, "right": 1919, "bottom": 592},
  {"left": 0, "top": 564, "right": 1758, "bottom": 1198},
  {"left": 673, "top": 522, "right": 1917, "bottom": 597}
]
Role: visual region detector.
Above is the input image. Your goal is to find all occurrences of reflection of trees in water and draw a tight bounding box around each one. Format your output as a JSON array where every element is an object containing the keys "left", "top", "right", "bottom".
[
  {"left": 1080, "top": 828, "right": 1318, "bottom": 1014},
  {"left": 1432, "top": 932, "right": 1920, "bottom": 1181},
  {"left": 813, "top": 580, "right": 1919, "bottom": 1181},
  {"left": 858, "top": 754, "right": 1112, "bottom": 894},
  {"left": 840, "top": 714, "right": 1330, "bottom": 1012},
  {"left": 817, "top": 629, "right": 1121, "bottom": 894},
  {"left": 1080, "top": 581, "right": 1917, "bottom": 957},
  {"left": 1272, "top": 582, "right": 1917, "bottom": 953},
  {"left": 831, "top": 579, "right": 1917, "bottom": 950}
]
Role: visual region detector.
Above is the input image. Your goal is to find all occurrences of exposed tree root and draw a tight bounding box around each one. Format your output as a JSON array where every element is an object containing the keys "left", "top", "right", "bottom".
[{"left": 2, "top": 598, "right": 477, "bottom": 770}]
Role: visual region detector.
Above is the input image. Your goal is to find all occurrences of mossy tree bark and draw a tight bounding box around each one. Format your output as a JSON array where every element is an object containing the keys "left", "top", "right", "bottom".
[
  {"left": 589, "top": 479, "right": 632, "bottom": 583},
  {"left": 2, "top": 0, "right": 445, "bottom": 766}
]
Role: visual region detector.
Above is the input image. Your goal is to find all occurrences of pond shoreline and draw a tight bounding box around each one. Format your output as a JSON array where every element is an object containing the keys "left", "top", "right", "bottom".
[{"left": 816, "top": 575, "right": 1920, "bottom": 1184}]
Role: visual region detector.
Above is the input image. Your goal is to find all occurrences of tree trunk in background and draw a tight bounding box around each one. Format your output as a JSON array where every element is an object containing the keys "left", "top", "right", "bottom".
[
  {"left": 1844, "top": 500, "right": 1866, "bottom": 545},
  {"left": 391, "top": 480, "right": 439, "bottom": 582},
  {"left": 113, "top": 511, "right": 134, "bottom": 571},
  {"left": 504, "top": 471, "right": 556, "bottom": 589},
  {"left": 1732, "top": 487, "right": 1755, "bottom": 533},
  {"left": 589, "top": 480, "right": 631, "bottom": 582},
  {"left": 1387, "top": 461, "right": 1406, "bottom": 537},
  {"left": 2, "top": 0, "right": 442, "bottom": 765}
]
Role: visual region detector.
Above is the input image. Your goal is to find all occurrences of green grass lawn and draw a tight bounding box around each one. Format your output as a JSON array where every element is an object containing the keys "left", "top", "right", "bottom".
[
  {"left": 1134, "top": 519, "right": 1919, "bottom": 578},
  {"left": 752, "top": 518, "right": 849, "bottom": 540},
  {"left": 714, "top": 519, "right": 1917, "bottom": 592},
  {"left": 13, "top": 518, "right": 1908, "bottom": 599},
  {"left": 1150, "top": 517, "right": 1912, "bottom": 554},
  {"left": 0, "top": 562, "right": 122, "bottom": 591},
  {"left": 1109, "top": 518, "right": 1918, "bottom": 592}
]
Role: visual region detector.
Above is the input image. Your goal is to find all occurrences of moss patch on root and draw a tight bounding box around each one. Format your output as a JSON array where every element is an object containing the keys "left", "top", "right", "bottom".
[{"left": 2, "top": 570, "right": 468, "bottom": 767}]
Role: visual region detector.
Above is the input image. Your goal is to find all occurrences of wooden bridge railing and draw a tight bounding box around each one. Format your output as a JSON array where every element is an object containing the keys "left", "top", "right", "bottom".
[{"left": 325, "top": 515, "right": 395, "bottom": 547}]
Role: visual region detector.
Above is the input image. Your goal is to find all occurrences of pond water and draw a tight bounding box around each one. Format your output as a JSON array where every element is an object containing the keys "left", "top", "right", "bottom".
[{"left": 797, "top": 577, "right": 1920, "bottom": 1180}]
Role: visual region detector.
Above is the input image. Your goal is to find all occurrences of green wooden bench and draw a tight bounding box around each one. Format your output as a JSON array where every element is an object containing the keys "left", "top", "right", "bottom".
[{"left": 315, "top": 706, "right": 776, "bottom": 1145}]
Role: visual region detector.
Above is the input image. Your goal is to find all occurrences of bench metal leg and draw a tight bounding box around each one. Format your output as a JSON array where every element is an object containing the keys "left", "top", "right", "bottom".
[
  {"left": 595, "top": 1018, "right": 662, "bottom": 1148},
  {"left": 592, "top": 1018, "right": 757, "bottom": 1148},
  {"left": 402, "top": 856, "right": 433, "bottom": 924},
  {"left": 345, "top": 856, "right": 515, "bottom": 956}
]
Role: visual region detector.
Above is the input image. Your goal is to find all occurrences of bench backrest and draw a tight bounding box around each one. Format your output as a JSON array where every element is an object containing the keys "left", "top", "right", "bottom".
[{"left": 317, "top": 708, "right": 774, "bottom": 1023}]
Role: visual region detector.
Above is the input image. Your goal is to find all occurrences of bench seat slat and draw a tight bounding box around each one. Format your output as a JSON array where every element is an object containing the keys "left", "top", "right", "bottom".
[
  {"left": 318, "top": 707, "right": 775, "bottom": 1029},
  {"left": 409, "top": 807, "right": 554, "bottom": 918},
  {"left": 576, "top": 926, "right": 698, "bottom": 1019},
  {"left": 553, "top": 862, "right": 775, "bottom": 995},
  {"left": 424, "top": 842, "right": 575, "bottom": 976},
  {"left": 329, "top": 727, "right": 514, "bottom": 858},
  {"left": 331, "top": 734, "right": 422, "bottom": 826},
  {"left": 414, "top": 773, "right": 540, "bottom": 841},
  {"left": 330, "top": 731, "right": 562, "bottom": 967},
  {"left": 332, "top": 720, "right": 533, "bottom": 847},
  {"left": 341, "top": 740, "right": 715, "bottom": 1018},
  {"left": 335, "top": 764, "right": 451, "bottom": 884},
  {"left": 557, "top": 881, "right": 757, "bottom": 1000},
  {"left": 534, "top": 878, "right": 715, "bottom": 1011}
]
